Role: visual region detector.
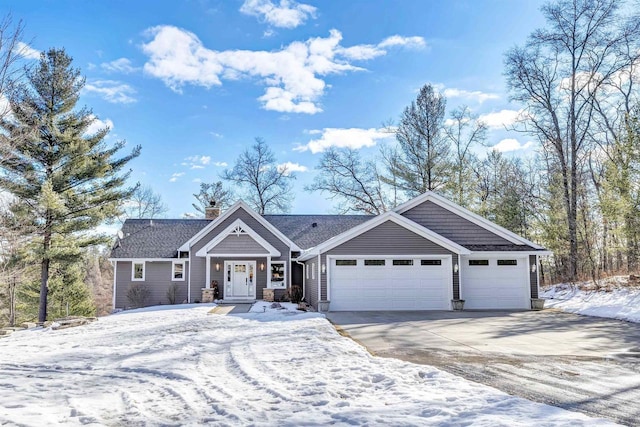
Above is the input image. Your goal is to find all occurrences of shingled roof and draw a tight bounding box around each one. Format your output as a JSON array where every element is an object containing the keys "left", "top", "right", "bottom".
[
  {"left": 263, "top": 214, "right": 374, "bottom": 249},
  {"left": 110, "top": 219, "right": 211, "bottom": 258}
]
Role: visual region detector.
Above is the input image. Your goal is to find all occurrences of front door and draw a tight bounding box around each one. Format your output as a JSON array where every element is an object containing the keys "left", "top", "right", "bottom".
[{"left": 225, "top": 261, "right": 256, "bottom": 299}]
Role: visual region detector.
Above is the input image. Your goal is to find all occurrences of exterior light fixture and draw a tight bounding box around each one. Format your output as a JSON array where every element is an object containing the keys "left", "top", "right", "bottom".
[
  {"left": 215, "top": 263, "right": 220, "bottom": 272},
  {"left": 454, "top": 263, "right": 459, "bottom": 273},
  {"left": 531, "top": 264, "right": 537, "bottom": 273},
  {"left": 321, "top": 264, "right": 326, "bottom": 274},
  {"left": 260, "top": 262, "right": 265, "bottom": 271}
]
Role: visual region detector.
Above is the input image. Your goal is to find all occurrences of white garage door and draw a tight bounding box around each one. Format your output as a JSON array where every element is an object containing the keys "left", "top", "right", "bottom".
[
  {"left": 461, "top": 257, "right": 529, "bottom": 309},
  {"left": 329, "top": 257, "right": 451, "bottom": 311}
]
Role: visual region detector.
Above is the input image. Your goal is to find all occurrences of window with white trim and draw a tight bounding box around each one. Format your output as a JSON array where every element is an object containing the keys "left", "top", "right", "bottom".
[
  {"left": 172, "top": 261, "right": 185, "bottom": 281},
  {"left": 306, "top": 264, "right": 309, "bottom": 279},
  {"left": 311, "top": 263, "right": 316, "bottom": 280},
  {"left": 132, "top": 262, "right": 145, "bottom": 281},
  {"left": 270, "top": 262, "right": 286, "bottom": 289},
  {"left": 335, "top": 259, "right": 357, "bottom": 266}
]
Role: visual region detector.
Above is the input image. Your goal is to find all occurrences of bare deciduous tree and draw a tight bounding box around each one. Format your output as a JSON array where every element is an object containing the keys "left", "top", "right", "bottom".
[
  {"left": 444, "top": 105, "right": 486, "bottom": 208},
  {"left": 504, "top": 0, "right": 640, "bottom": 280},
  {"left": 306, "top": 147, "right": 388, "bottom": 215},
  {"left": 222, "top": 138, "right": 294, "bottom": 214},
  {"left": 123, "top": 185, "right": 168, "bottom": 219},
  {"left": 191, "top": 181, "right": 234, "bottom": 217}
]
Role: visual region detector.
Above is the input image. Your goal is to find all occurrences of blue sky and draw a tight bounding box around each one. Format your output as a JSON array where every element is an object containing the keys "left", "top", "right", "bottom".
[{"left": 8, "top": 0, "right": 546, "bottom": 216}]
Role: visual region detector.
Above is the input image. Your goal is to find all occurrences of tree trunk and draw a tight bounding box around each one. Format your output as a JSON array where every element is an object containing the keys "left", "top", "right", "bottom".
[{"left": 38, "top": 223, "right": 51, "bottom": 324}]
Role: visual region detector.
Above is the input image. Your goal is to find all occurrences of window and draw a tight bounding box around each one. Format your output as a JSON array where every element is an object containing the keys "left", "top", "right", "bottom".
[
  {"left": 335, "top": 259, "right": 357, "bottom": 266},
  {"left": 132, "top": 262, "right": 145, "bottom": 281},
  {"left": 306, "top": 264, "right": 309, "bottom": 280},
  {"left": 270, "top": 262, "right": 286, "bottom": 289},
  {"left": 421, "top": 259, "right": 442, "bottom": 266},
  {"left": 172, "top": 261, "right": 185, "bottom": 281},
  {"left": 469, "top": 260, "right": 489, "bottom": 266},
  {"left": 311, "top": 263, "right": 316, "bottom": 280},
  {"left": 365, "top": 259, "right": 385, "bottom": 266},
  {"left": 392, "top": 259, "right": 413, "bottom": 266},
  {"left": 497, "top": 259, "right": 518, "bottom": 266}
]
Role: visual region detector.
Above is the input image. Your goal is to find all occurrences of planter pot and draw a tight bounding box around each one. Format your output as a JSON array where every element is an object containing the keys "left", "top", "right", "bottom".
[
  {"left": 451, "top": 299, "right": 465, "bottom": 311},
  {"left": 318, "top": 301, "right": 330, "bottom": 312},
  {"left": 531, "top": 298, "right": 545, "bottom": 311}
]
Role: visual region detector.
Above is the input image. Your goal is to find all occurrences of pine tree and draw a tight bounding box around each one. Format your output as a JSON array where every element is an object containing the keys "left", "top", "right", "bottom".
[{"left": 0, "top": 48, "right": 140, "bottom": 322}]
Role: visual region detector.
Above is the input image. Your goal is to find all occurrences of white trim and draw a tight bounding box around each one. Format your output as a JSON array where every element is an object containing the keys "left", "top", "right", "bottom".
[
  {"left": 112, "top": 261, "right": 117, "bottom": 310},
  {"left": 299, "top": 211, "right": 470, "bottom": 261},
  {"left": 318, "top": 254, "right": 322, "bottom": 302},
  {"left": 535, "top": 255, "right": 541, "bottom": 298},
  {"left": 268, "top": 260, "right": 286, "bottom": 289},
  {"left": 131, "top": 261, "right": 145, "bottom": 281},
  {"left": 188, "top": 252, "right": 192, "bottom": 303},
  {"left": 171, "top": 260, "right": 186, "bottom": 281},
  {"left": 179, "top": 200, "right": 301, "bottom": 252},
  {"left": 206, "top": 255, "right": 211, "bottom": 289},
  {"left": 468, "top": 251, "right": 552, "bottom": 256},
  {"left": 394, "top": 191, "right": 545, "bottom": 249},
  {"left": 109, "top": 258, "right": 175, "bottom": 262},
  {"left": 195, "top": 218, "right": 281, "bottom": 257}
]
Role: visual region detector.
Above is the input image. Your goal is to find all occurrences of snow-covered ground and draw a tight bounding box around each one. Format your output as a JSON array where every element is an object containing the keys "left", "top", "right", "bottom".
[
  {"left": 0, "top": 304, "right": 617, "bottom": 426},
  {"left": 542, "top": 276, "right": 640, "bottom": 323}
]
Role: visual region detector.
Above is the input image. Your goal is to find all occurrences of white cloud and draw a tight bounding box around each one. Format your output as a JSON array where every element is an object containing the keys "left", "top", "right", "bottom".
[
  {"left": 185, "top": 155, "right": 211, "bottom": 165},
  {"left": 492, "top": 138, "right": 534, "bottom": 153},
  {"left": 101, "top": 58, "right": 138, "bottom": 74},
  {"left": 210, "top": 132, "right": 223, "bottom": 138},
  {"left": 15, "top": 41, "right": 40, "bottom": 60},
  {"left": 442, "top": 88, "right": 499, "bottom": 104},
  {"left": 84, "top": 80, "right": 137, "bottom": 104},
  {"left": 240, "top": 0, "right": 316, "bottom": 29},
  {"left": 378, "top": 35, "right": 426, "bottom": 49},
  {"left": 141, "top": 26, "right": 426, "bottom": 114},
  {"left": 192, "top": 178, "right": 202, "bottom": 183},
  {"left": 169, "top": 172, "right": 185, "bottom": 182},
  {"left": 277, "top": 161, "right": 308, "bottom": 174},
  {"left": 214, "top": 161, "right": 228, "bottom": 167},
  {"left": 478, "top": 109, "right": 521, "bottom": 129},
  {"left": 294, "top": 127, "right": 394, "bottom": 154},
  {"left": 85, "top": 115, "right": 114, "bottom": 136}
]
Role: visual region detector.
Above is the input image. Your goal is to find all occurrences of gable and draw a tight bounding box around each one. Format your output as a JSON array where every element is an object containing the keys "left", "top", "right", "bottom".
[
  {"left": 191, "top": 207, "right": 288, "bottom": 258},
  {"left": 328, "top": 220, "right": 454, "bottom": 256},
  {"left": 207, "top": 234, "right": 269, "bottom": 255},
  {"left": 402, "top": 200, "right": 514, "bottom": 246}
]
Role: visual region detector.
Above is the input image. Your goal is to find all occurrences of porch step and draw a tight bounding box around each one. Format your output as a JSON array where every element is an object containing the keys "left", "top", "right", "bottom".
[{"left": 208, "top": 303, "right": 254, "bottom": 315}]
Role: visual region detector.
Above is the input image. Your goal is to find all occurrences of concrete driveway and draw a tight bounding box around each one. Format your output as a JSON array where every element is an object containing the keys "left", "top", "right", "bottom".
[{"left": 326, "top": 309, "right": 640, "bottom": 426}]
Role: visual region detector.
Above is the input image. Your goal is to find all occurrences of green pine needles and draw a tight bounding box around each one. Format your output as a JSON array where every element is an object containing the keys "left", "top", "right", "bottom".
[{"left": 0, "top": 48, "right": 140, "bottom": 322}]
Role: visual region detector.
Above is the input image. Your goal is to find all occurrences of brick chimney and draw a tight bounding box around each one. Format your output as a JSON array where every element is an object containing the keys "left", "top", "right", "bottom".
[{"left": 205, "top": 201, "right": 221, "bottom": 219}]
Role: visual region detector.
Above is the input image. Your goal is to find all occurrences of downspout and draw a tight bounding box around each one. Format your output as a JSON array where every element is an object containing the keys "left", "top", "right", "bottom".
[
  {"left": 294, "top": 258, "right": 306, "bottom": 300},
  {"left": 112, "top": 260, "right": 117, "bottom": 311}
]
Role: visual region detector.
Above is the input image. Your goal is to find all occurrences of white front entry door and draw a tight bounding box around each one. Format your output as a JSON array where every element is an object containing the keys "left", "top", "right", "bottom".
[{"left": 225, "top": 261, "right": 256, "bottom": 299}]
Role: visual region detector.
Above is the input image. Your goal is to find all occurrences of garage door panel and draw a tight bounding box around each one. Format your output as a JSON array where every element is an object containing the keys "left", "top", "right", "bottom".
[
  {"left": 330, "top": 258, "right": 451, "bottom": 311},
  {"left": 462, "top": 259, "right": 529, "bottom": 309}
]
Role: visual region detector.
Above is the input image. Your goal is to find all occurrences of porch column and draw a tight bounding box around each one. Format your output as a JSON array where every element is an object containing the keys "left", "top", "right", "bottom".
[
  {"left": 205, "top": 255, "right": 211, "bottom": 289},
  {"left": 266, "top": 256, "right": 272, "bottom": 289}
]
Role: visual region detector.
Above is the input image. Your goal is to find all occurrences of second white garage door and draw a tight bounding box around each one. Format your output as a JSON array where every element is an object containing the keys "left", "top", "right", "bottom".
[
  {"left": 461, "top": 256, "right": 530, "bottom": 309},
  {"left": 329, "top": 257, "right": 451, "bottom": 311}
]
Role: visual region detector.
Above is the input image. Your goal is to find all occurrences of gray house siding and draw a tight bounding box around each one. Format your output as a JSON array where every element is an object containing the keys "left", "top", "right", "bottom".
[
  {"left": 320, "top": 220, "right": 457, "bottom": 308},
  {"left": 114, "top": 260, "right": 189, "bottom": 309},
  {"left": 402, "top": 200, "right": 513, "bottom": 245},
  {"left": 305, "top": 258, "right": 319, "bottom": 309},
  {"left": 530, "top": 254, "right": 538, "bottom": 299},
  {"left": 189, "top": 207, "right": 291, "bottom": 302},
  {"left": 208, "top": 234, "right": 269, "bottom": 254}
]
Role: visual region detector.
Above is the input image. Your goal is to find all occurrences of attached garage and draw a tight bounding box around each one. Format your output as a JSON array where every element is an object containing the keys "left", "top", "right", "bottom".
[
  {"left": 329, "top": 256, "right": 452, "bottom": 311},
  {"left": 461, "top": 256, "right": 530, "bottom": 309}
]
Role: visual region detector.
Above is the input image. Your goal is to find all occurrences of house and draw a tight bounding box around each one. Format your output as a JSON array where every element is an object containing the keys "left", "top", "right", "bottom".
[{"left": 109, "top": 191, "right": 550, "bottom": 312}]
